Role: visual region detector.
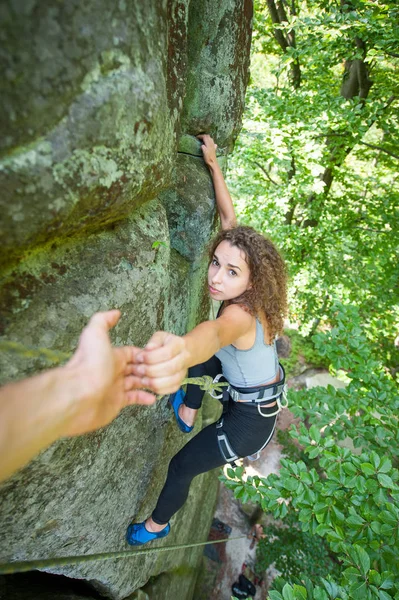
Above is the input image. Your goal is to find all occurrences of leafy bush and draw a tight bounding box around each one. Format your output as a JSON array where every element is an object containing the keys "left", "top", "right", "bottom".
[
  {"left": 221, "top": 304, "right": 399, "bottom": 600},
  {"left": 256, "top": 513, "right": 339, "bottom": 582},
  {"left": 229, "top": 0, "right": 399, "bottom": 353},
  {"left": 280, "top": 329, "right": 329, "bottom": 380},
  {"left": 224, "top": 1, "right": 398, "bottom": 597}
]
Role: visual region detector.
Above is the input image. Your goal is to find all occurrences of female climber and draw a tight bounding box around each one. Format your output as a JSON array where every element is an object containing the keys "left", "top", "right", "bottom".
[{"left": 126, "top": 134, "right": 288, "bottom": 545}]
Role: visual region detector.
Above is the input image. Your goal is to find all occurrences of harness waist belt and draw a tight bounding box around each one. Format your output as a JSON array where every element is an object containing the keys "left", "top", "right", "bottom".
[{"left": 227, "top": 364, "right": 286, "bottom": 403}]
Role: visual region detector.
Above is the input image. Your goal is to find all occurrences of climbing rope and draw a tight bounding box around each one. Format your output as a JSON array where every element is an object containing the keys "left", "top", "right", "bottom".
[
  {"left": 0, "top": 340, "right": 249, "bottom": 575},
  {"left": 0, "top": 535, "right": 247, "bottom": 574},
  {"left": 0, "top": 340, "right": 228, "bottom": 395},
  {"left": 182, "top": 374, "right": 228, "bottom": 395},
  {"left": 0, "top": 340, "right": 70, "bottom": 364},
  {"left": 0, "top": 340, "right": 241, "bottom": 576}
]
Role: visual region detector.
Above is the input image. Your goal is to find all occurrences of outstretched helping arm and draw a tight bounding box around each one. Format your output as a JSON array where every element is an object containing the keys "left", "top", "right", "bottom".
[
  {"left": 0, "top": 310, "right": 155, "bottom": 482},
  {"left": 198, "top": 134, "right": 237, "bottom": 230}
]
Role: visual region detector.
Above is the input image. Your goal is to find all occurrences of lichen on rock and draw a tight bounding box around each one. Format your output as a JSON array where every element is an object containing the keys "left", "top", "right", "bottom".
[{"left": 0, "top": 1, "right": 252, "bottom": 598}]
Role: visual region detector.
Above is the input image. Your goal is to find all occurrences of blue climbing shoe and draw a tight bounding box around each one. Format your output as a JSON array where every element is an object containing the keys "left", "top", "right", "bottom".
[
  {"left": 169, "top": 388, "right": 193, "bottom": 433},
  {"left": 126, "top": 521, "right": 170, "bottom": 546}
]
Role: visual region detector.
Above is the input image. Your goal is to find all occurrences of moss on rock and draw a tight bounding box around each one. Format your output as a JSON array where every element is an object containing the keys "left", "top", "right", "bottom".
[{"left": 0, "top": 1, "right": 252, "bottom": 598}]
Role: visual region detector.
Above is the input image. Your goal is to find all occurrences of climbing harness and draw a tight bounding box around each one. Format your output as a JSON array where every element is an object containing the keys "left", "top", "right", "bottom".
[
  {"left": 215, "top": 364, "right": 288, "bottom": 465},
  {"left": 0, "top": 535, "right": 247, "bottom": 575},
  {"left": 227, "top": 364, "right": 287, "bottom": 407}
]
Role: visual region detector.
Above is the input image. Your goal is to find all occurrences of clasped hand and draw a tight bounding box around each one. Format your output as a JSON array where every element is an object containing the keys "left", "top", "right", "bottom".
[
  {"left": 128, "top": 330, "right": 189, "bottom": 396},
  {"left": 65, "top": 312, "right": 188, "bottom": 437}
]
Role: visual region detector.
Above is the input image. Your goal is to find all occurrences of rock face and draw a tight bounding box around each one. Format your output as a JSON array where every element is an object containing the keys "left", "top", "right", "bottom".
[{"left": 0, "top": 2, "right": 252, "bottom": 600}]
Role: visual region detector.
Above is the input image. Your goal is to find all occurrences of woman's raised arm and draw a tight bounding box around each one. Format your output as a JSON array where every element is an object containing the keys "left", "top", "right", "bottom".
[{"left": 198, "top": 134, "right": 237, "bottom": 230}]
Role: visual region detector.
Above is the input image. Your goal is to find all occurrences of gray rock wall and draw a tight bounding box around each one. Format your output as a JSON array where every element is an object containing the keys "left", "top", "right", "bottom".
[{"left": 0, "top": 1, "right": 252, "bottom": 598}]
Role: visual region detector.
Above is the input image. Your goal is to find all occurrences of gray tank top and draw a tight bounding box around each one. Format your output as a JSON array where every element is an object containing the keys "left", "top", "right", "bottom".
[{"left": 215, "top": 318, "right": 279, "bottom": 388}]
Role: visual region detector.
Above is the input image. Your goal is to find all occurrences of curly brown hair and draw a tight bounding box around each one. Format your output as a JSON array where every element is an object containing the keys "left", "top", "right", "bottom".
[{"left": 209, "top": 226, "right": 288, "bottom": 341}]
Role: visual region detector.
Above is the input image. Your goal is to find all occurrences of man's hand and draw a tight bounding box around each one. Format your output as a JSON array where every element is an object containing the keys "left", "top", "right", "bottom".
[
  {"left": 64, "top": 310, "right": 156, "bottom": 436},
  {"left": 0, "top": 310, "right": 156, "bottom": 482},
  {"left": 128, "top": 331, "right": 189, "bottom": 395}
]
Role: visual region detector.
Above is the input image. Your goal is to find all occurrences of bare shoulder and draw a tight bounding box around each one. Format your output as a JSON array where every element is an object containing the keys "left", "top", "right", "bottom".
[
  {"left": 217, "top": 303, "right": 254, "bottom": 327},
  {"left": 217, "top": 304, "right": 256, "bottom": 349}
]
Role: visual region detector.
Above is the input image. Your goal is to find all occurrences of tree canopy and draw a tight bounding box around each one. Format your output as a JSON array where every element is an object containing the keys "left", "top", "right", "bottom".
[
  {"left": 227, "top": 2, "right": 399, "bottom": 598},
  {"left": 229, "top": 0, "right": 398, "bottom": 368}
]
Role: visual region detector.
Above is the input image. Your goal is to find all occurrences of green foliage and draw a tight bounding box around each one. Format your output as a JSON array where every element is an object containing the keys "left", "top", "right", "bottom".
[
  {"left": 223, "top": 2, "right": 399, "bottom": 597},
  {"left": 293, "top": 304, "right": 399, "bottom": 461},
  {"left": 228, "top": 0, "right": 399, "bottom": 357},
  {"left": 151, "top": 240, "right": 168, "bottom": 249},
  {"left": 221, "top": 305, "right": 399, "bottom": 599},
  {"left": 280, "top": 329, "right": 329, "bottom": 379},
  {"left": 276, "top": 428, "right": 320, "bottom": 475},
  {"left": 269, "top": 575, "right": 349, "bottom": 600},
  {"left": 256, "top": 513, "right": 339, "bottom": 581}
]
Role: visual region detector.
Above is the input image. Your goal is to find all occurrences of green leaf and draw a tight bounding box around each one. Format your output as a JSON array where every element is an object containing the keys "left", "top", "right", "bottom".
[
  {"left": 331, "top": 506, "right": 345, "bottom": 523},
  {"left": 241, "top": 491, "right": 250, "bottom": 504},
  {"left": 347, "top": 514, "right": 365, "bottom": 526},
  {"left": 370, "top": 521, "right": 381, "bottom": 534},
  {"left": 377, "top": 474, "right": 395, "bottom": 489},
  {"left": 375, "top": 488, "right": 387, "bottom": 505},
  {"left": 309, "top": 425, "right": 321, "bottom": 444},
  {"left": 283, "top": 477, "right": 301, "bottom": 492},
  {"left": 370, "top": 452, "right": 381, "bottom": 469},
  {"left": 379, "top": 457, "right": 392, "bottom": 473},
  {"left": 151, "top": 240, "right": 168, "bottom": 249},
  {"left": 292, "top": 585, "right": 308, "bottom": 600},
  {"left": 380, "top": 574, "right": 395, "bottom": 590},
  {"left": 328, "top": 529, "right": 344, "bottom": 541},
  {"left": 349, "top": 580, "right": 367, "bottom": 599},
  {"left": 321, "top": 578, "right": 340, "bottom": 597},
  {"left": 366, "top": 479, "right": 379, "bottom": 494},
  {"left": 368, "top": 570, "right": 381, "bottom": 586},
  {"left": 343, "top": 463, "right": 357, "bottom": 476},
  {"left": 268, "top": 592, "right": 284, "bottom": 600},
  {"left": 378, "top": 591, "right": 393, "bottom": 600},
  {"left": 234, "top": 485, "right": 244, "bottom": 497},
  {"left": 235, "top": 466, "right": 245, "bottom": 478},
  {"left": 355, "top": 476, "right": 367, "bottom": 494},
  {"left": 380, "top": 511, "right": 397, "bottom": 526},
  {"left": 355, "top": 545, "right": 370, "bottom": 575},
  {"left": 308, "top": 447, "right": 321, "bottom": 459},
  {"left": 316, "top": 524, "right": 332, "bottom": 536},
  {"left": 282, "top": 584, "right": 295, "bottom": 600},
  {"left": 343, "top": 567, "right": 362, "bottom": 583},
  {"left": 313, "top": 589, "right": 328, "bottom": 600},
  {"left": 360, "top": 463, "right": 375, "bottom": 476}
]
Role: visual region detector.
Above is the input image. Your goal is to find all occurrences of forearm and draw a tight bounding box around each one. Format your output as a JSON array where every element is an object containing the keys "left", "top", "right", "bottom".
[
  {"left": 183, "top": 320, "right": 222, "bottom": 368},
  {"left": 0, "top": 366, "right": 81, "bottom": 482},
  {"left": 209, "top": 162, "right": 237, "bottom": 229},
  {"left": 135, "top": 307, "right": 253, "bottom": 394}
]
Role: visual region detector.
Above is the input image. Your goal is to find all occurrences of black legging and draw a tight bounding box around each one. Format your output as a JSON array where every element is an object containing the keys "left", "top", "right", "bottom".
[{"left": 151, "top": 356, "right": 277, "bottom": 525}]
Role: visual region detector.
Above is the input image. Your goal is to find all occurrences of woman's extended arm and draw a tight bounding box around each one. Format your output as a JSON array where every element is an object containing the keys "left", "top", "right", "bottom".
[
  {"left": 132, "top": 305, "right": 253, "bottom": 394},
  {"left": 198, "top": 134, "right": 237, "bottom": 230}
]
